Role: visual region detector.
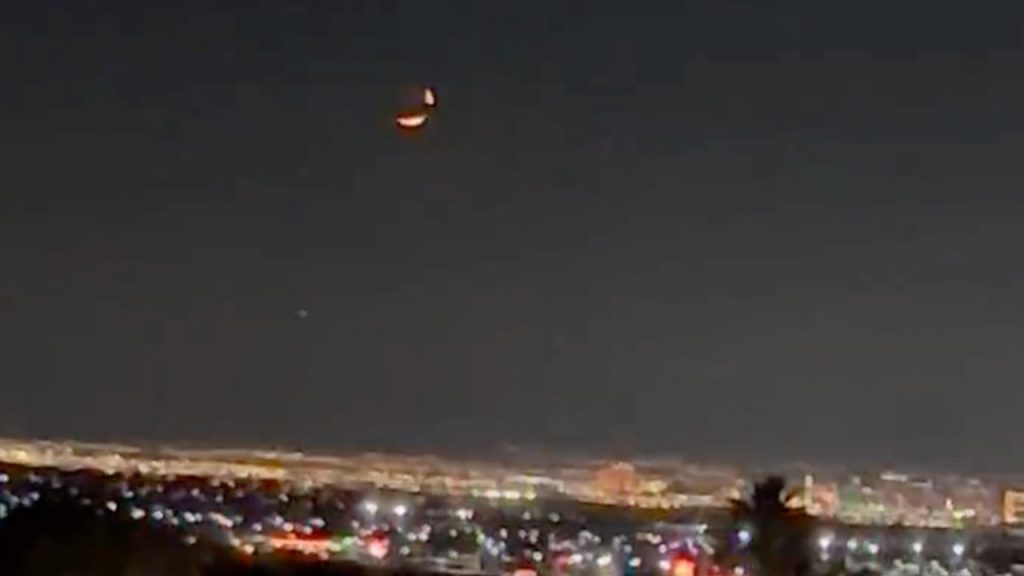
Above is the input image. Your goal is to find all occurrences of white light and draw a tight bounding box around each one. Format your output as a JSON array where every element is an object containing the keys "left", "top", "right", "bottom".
[
  {"left": 597, "top": 554, "right": 612, "bottom": 567},
  {"left": 393, "top": 504, "right": 408, "bottom": 517},
  {"left": 847, "top": 538, "right": 859, "bottom": 551},
  {"left": 818, "top": 536, "right": 833, "bottom": 551},
  {"left": 130, "top": 507, "right": 146, "bottom": 520},
  {"left": 363, "top": 500, "right": 379, "bottom": 515},
  {"left": 569, "top": 553, "right": 583, "bottom": 565},
  {"left": 532, "top": 551, "right": 544, "bottom": 562},
  {"left": 737, "top": 529, "right": 752, "bottom": 546},
  {"left": 629, "top": 557, "right": 643, "bottom": 568},
  {"left": 866, "top": 541, "right": 880, "bottom": 555},
  {"left": 912, "top": 541, "right": 924, "bottom": 554},
  {"left": 952, "top": 542, "right": 965, "bottom": 557},
  {"left": 105, "top": 501, "right": 118, "bottom": 512},
  {"left": 659, "top": 559, "right": 672, "bottom": 572}
]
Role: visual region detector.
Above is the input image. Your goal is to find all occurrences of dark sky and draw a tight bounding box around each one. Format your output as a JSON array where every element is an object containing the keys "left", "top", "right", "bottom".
[{"left": 3, "top": 0, "right": 1024, "bottom": 472}]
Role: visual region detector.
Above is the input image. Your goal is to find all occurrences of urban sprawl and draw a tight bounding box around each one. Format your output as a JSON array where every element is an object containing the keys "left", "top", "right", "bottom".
[{"left": 3, "top": 437, "right": 1024, "bottom": 528}]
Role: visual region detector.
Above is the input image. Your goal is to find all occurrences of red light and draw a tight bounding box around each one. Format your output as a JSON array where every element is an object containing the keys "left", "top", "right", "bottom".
[
  {"left": 367, "top": 537, "right": 389, "bottom": 560},
  {"left": 672, "top": 558, "right": 696, "bottom": 576}
]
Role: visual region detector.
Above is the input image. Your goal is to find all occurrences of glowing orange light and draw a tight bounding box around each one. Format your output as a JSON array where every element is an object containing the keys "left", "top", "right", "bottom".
[
  {"left": 396, "top": 113, "right": 428, "bottom": 129},
  {"left": 268, "top": 534, "right": 334, "bottom": 556},
  {"left": 672, "top": 558, "right": 696, "bottom": 576}
]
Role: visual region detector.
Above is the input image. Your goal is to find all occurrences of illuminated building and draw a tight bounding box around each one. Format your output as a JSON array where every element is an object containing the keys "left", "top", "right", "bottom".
[
  {"left": 1003, "top": 489, "right": 1024, "bottom": 524},
  {"left": 805, "top": 482, "right": 839, "bottom": 517},
  {"left": 593, "top": 462, "right": 638, "bottom": 502}
]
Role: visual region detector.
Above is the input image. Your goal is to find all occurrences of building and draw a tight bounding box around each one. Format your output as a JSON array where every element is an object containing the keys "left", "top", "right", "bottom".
[
  {"left": 593, "top": 462, "right": 638, "bottom": 502},
  {"left": 1003, "top": 490, "right": 1024, "bottom": 524}
]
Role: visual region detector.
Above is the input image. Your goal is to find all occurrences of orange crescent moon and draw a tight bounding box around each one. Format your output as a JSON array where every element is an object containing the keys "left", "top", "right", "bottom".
[{"left": 396, "top": 113, "right": 428, "bottom": 128}]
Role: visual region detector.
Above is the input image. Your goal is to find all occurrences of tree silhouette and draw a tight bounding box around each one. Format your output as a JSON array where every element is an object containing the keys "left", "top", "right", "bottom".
[{"left": 724, "top": 476, "right": 813, "bottom": 576}]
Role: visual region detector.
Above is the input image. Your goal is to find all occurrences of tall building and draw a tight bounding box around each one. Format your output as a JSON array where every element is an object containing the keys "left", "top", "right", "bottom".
[
  {"left": 593, "top": 462, "right": 638, "bottom": 502},
  {"left": 1002, "top": 489, "right": 1024, "bottom": 524}
]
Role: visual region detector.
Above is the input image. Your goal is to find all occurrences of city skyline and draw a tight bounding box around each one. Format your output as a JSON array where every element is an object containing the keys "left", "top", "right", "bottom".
[
  {"left": 5, "top": 430, "right": 1023, "bottom": 479},
  {"left": 3, "top": 434, "right": 1024, "bottom": 530}
]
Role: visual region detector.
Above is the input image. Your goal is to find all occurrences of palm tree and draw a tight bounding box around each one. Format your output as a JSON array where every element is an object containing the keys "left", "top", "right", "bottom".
[{"left": 723, "top": 476, "right": 813, "bottom": 576}]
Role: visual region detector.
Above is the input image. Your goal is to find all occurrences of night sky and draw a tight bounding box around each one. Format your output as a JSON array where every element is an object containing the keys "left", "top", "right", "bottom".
[{"left": 3, "top": 0, "right": 1024, "bottom": 471}]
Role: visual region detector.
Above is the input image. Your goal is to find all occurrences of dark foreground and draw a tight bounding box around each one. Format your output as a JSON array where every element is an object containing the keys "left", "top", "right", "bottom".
[
  {"left": 7, "top": 481, "right": 1024, "bottom": 576},
  {"left": 0, "top": 492, "right": 467, "bottom": 576}
]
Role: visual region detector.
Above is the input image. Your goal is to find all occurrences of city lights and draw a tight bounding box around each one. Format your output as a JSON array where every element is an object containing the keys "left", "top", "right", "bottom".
[{"left": 0, "top": 435, "right": 1011, "bottom": 576}]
